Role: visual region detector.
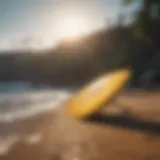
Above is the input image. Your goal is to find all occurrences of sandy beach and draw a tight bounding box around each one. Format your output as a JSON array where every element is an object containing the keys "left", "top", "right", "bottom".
[{"left": 0, "top": 91, "right": 160, "bottom": 160}]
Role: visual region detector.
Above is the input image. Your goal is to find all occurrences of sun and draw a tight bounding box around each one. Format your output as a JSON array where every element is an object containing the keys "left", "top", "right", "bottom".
[{"left": 58, "top": 16, "right": 90, "bottom": 40}]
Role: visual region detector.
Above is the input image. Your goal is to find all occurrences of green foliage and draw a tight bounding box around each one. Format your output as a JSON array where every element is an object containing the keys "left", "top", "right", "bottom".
[{"left": 0, "top": 24, "right": 158, "bottom": 86}]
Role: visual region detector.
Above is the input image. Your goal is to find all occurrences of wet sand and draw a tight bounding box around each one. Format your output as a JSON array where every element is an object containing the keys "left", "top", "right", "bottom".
[{"left": 0, "top": 91, "right": 160, "bottom": 160}]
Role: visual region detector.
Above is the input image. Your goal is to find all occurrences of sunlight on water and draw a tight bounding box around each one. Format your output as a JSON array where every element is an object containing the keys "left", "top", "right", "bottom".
[{"left": 0, "top": 85, "right": 72, "bottom": 122}]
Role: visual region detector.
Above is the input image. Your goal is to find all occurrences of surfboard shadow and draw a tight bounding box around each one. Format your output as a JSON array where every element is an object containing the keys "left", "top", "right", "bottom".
[{"left": 87, "top": 113, "right": 160, "bottom": 135}]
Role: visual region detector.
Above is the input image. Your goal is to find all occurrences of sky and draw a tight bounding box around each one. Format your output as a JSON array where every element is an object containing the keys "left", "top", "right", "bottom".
[{"left": 0, "top": 0, "right": 140, "bottom": 51}]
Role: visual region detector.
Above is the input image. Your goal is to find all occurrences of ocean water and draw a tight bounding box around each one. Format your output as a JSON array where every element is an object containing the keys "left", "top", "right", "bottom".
[
  {"left": 0, "top": 83, "right": 73, "bottom": 155},
  {"left": 0, "top": 83, "right": 72, "bottom": 122}
]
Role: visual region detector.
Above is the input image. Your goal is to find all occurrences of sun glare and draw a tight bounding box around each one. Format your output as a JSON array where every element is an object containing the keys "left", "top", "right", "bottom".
[{"left": 58, "top": 16, "right": 90, "bottom": 40}]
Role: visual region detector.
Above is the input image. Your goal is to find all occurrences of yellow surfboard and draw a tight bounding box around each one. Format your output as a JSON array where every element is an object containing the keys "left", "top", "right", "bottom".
[{"left": 66, "top": 69, "right": 132, "bottom": 119}]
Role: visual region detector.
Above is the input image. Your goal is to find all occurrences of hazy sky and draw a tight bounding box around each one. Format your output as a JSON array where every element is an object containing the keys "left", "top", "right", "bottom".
[{"left": 0, "top": 0, "right": 140, "bottom": 50}]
